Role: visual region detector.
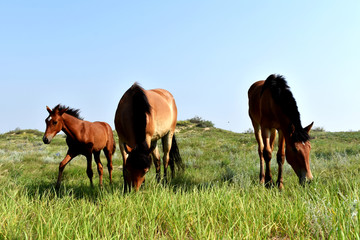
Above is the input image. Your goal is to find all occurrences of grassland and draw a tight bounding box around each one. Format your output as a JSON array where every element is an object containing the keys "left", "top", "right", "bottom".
[{"left": 0, "top": 124, "right": 359, "bottom": 239}]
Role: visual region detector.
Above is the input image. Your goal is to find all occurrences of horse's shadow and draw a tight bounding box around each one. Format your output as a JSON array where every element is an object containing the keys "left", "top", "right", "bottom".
[
  {"left": 24, "top": 180, "right": 121, "bottom": 201},
  {"left": 168, "top": 173, "right": 259, "bottom": 193},
  {"left": 24, "top": 169, "right": 259, "bottom": 200}
]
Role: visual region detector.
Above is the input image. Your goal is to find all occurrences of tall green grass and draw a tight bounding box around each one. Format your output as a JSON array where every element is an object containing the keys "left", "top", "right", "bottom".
[{"left": 0, "top": 128, "right": 359, "bottom": 239}]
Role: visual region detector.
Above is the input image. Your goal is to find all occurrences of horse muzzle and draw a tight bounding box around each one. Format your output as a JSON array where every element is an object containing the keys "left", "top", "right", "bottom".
[
  {"left": 43, "top": 135, "right": 52, "bottom": 144},
  {"left": 299, "top": 170, "right": 313, "bottom": 186}
]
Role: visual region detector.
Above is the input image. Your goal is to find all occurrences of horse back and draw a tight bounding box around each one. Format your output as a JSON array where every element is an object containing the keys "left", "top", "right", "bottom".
[
  {"left": 114, "top": 85, "right": 178, "bottom": 147},
  {"left": 248, "top": 80, "right": 264, "bottom": 124},
  {"left": 82, "top": 121, "right": 114, "bottom": 152}
]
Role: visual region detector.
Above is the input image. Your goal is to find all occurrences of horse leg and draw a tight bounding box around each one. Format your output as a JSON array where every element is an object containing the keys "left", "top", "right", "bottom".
[
  {"left": 56, "top": 150, "right": 76, "bottom": 189},
  {"left": 119, "top": 142, "right": 129, "bottom": 193},
  {"left": 93, "top": 151, "right": 103, "bottom": 187},
  {"left": 276, "top": 130, "right": 285, "bottom": 189},
  {"left": 103, "top": 148, "right": 113, "bottom": 184},
  {"left": 261, "top": 127, "right": 273, "bottom": 187},
  {"left": 251, "top": 120, "right": 265, "bottom": 184},
  {"left": 151, "top": 145, "right": 161, "bottom": 183},
  {"left": 161, "top": 133, "right": 173, "bottom": 183},
  {"left": 270, "top": 128, "right": 277, "bottom": 151},
  {"left": 86, "top": 154, "right": 94, "bottom": 187}
]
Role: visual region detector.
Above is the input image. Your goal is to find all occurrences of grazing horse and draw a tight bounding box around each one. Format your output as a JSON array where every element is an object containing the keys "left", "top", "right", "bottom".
[
  {"left": 43, "top": 105, "right": 115, "bottom": 189},
  {"left": 114, "top": 83, "right": 184, "bottom": 192},
  {"left": 248, "top": 74, "right": 313, "bottom": 189}
]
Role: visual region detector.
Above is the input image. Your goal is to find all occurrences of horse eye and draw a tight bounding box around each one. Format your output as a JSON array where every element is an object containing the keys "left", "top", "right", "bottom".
[{"left": 53, "top": 121, "right": 58, "bottom": 125}]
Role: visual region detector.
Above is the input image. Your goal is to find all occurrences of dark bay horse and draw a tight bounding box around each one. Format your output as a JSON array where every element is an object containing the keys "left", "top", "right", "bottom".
[
  {"left": 248, "top": 74, "right": 313, "bottom": 189},
  {"left": 43, "top": 105, "right": 115, "bottom": 189},
  {"left": 114, "top": 83, "right": 184, "bottom": 192}
]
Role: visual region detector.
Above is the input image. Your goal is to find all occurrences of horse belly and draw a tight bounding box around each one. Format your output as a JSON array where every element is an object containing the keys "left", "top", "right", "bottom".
[
  {"left": 148, "top": 113, "right": 175, "bottom": 141},
  {"left": 150, "top": 129, "right": 168, "bottom": 141},
  {"left": 89, "top": 123, "right": 109, "bottom": 151}
]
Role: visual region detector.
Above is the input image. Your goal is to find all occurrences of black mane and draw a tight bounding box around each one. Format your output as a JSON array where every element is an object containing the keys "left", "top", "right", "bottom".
[
  {"left": 128, "top": 83, "right": 151, "bottom": 143},
  {"left": 261, "top": 74, "right": 309, "bottom": 142},
  {"left": 53, "top": 104, "right": 83, "bottom": 120},
  {"left": 126, "top": 144, "right": 153, "bottom": 170}
]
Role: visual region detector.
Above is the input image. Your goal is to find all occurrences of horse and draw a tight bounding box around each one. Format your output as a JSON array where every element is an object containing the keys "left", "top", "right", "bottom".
[
  {"left": 114, "top": 83, "right": 184, "bottom": 193},
  {"left": 248, "top": 74, "right": 313, "bottom": 189},
  {"left": 43, "top": 104, "right": 116, "bottom": 189}
]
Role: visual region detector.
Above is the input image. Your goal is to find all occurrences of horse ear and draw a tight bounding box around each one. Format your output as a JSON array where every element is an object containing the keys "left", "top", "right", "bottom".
[
  {"left": 304, "top": 122, "right": 314, "bottom": 134},
  {"left": 59, "top": 107, "right": 68, "bottom": 116},
  {"left": 124, "top": 144, "right": 133, "bottom": 154},
  {"left": 46, "top": 106, "right": 52, "bottom": 114}
]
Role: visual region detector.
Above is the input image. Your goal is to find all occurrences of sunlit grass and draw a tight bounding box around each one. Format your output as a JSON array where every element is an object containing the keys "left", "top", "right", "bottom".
[{"left": 0, "top": 127, "right": 359, "bottom": 239}]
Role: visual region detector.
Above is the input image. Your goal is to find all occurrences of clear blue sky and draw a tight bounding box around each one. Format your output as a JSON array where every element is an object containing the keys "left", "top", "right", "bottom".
[{"left": 1, "top": 1, "right": 359, "bottom": 133}]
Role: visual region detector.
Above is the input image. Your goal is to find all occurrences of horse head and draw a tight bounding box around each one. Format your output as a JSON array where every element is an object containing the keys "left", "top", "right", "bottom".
[
  {"left": 285, "top": 122, "right": 314, "bottom": 185},
  {"left": 124, "top": 142, "right": 155, "bottom": 191},
  {"left": 43, "top": 106, "right": 68, "bottom": 144}
]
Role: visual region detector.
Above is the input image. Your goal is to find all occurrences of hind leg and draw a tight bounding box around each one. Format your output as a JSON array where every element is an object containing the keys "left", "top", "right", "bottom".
[
  {"left": 161, "top": 132, "right": 173, "bottom": 182},
  {"left": 251, "top": 119, "right": 266, "bottom": 184},
  {"left": 93, "top": 151, "right": 104, "bottom": 187},
  {"left": 270, "top": 128, "right": 277, "bottom": 151},
  {"left": 103, "top": 148, "right": 113, "bottom": 184},
  {"left": 261, "top": 127, "right": 274, "bottom": 187}
]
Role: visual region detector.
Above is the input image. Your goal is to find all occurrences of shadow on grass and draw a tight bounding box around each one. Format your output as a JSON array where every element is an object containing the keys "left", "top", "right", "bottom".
[
  {"left": 23, "top": 180, "right": 123, "bottom": 201},
  {"left": 22, "top": 168, "right": 260, "bottom": 200},
  {"left": 167, "top": 170, "right": 259, "bottom": 193}
]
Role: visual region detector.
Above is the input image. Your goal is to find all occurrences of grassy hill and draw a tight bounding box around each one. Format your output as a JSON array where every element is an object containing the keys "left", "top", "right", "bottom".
[{"left": 0, "top": 124, "right": 359, "bottom": 239}]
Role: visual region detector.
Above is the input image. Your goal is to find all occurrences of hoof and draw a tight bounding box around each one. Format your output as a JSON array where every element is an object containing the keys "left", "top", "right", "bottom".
[{"left": 265, "top": 178, "right": 274, "bottom": 188}]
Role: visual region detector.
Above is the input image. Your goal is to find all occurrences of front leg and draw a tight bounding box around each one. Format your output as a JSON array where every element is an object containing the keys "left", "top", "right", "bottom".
[
  {"left": 161, "top": 133, "right": 173, "bottom": 183},
  {"left": 151, "top": 145, "right": 161, "bottom": 183},
  {"left": 56, "top": 150, "right": 77, "bottom": 189},
  {"left": 123, "top": 168, "right": 130, "bottom": 193},
  {"left": 86, "top": 154, "right": 94, "bottom": 187},
  {"left": 119, "top": 142, "right": 129, "bottom": 193},
  {"left": 276, "top": 131, "right": 286, "bottom": 189}
]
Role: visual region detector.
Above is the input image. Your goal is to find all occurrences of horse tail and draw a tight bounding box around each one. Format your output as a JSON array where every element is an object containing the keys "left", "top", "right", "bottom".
[
  {"left": 108, "top": 127, "right": 116, "bottom": 155},
  {"left": 111, "top": 135, "right": 116, "bottom": 155},
  {"left": 131, "top": 83, "right": 151, "bottom": 143},
  {"left": 169, "top": 134, "right": 184, "bottom": 173}
]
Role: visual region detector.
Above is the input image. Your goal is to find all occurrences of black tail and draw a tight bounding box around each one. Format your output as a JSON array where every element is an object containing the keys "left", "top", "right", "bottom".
[{"left": 169, "top": 134, "right": 184, "bottom": 174}]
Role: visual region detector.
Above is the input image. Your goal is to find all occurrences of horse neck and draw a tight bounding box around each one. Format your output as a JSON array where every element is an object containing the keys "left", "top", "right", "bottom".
[
  {"left": 283, "top": 131, "right": 294, "bottom": 148},
  {"left": 279, "top": 118, "right": 295, "bottom": 147},
  {"left": 61, "top": 114, "right": 83, "bottom": 140}
]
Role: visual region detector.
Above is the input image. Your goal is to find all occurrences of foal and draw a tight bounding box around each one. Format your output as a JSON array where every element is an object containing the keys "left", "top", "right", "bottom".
[{"left": 43, "top": 105, "right": 115, "bottom": 189}]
